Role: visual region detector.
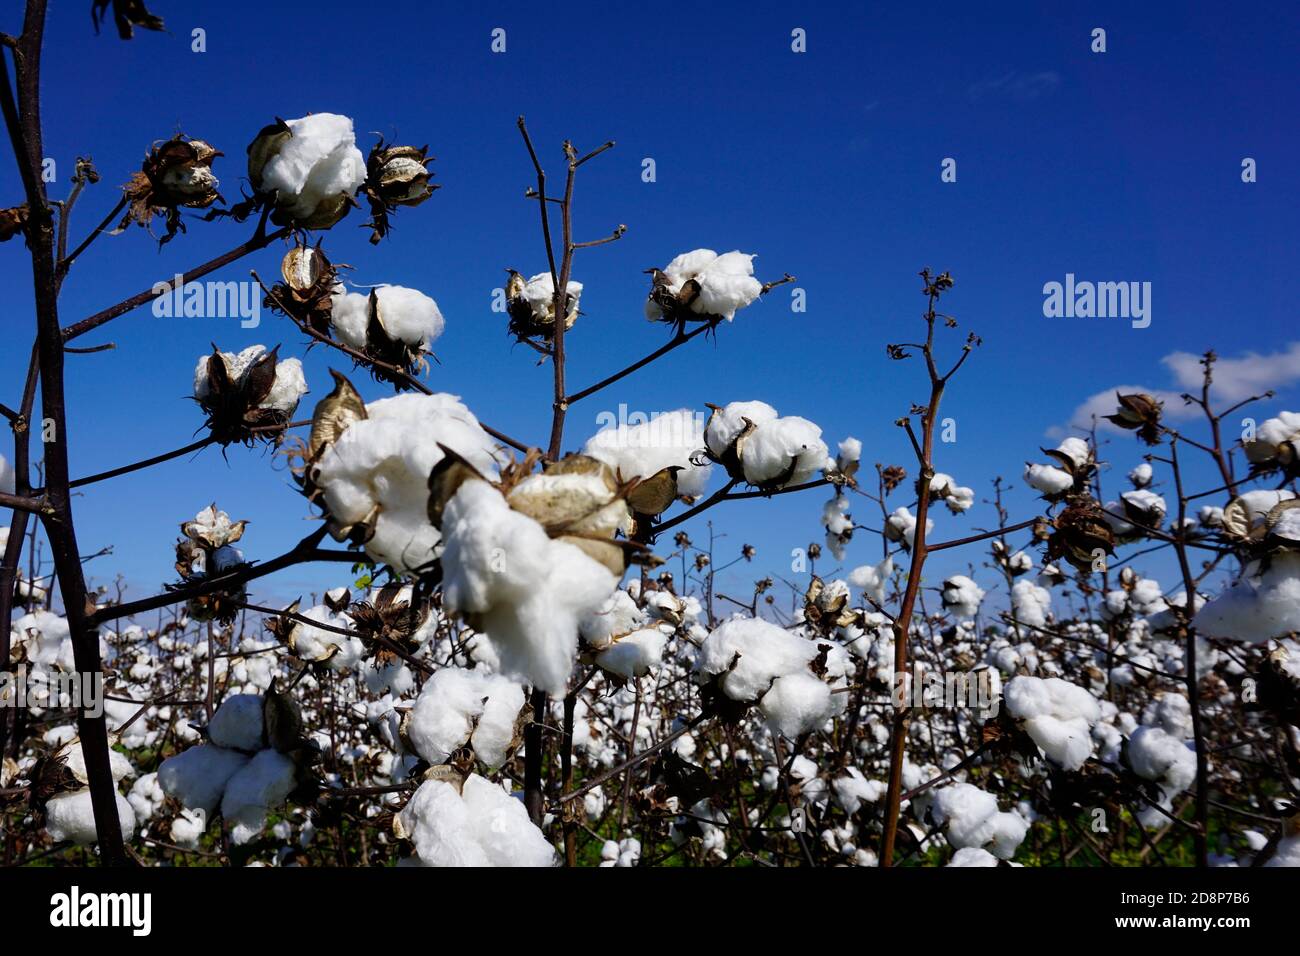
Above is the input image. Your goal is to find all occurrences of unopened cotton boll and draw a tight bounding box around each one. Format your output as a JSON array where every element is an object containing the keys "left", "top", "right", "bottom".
[
  {"left": 405, "top": 667, "right": 524, "bottom": 769},
  {"left": 45, "top": 789, "right": 136, "bottom": 846},
  {"left": 440, "top": 480, "right": 617, "bottom": 695},
  {"left": 397, "top": 775, "right": 555, "bottom": 867}
]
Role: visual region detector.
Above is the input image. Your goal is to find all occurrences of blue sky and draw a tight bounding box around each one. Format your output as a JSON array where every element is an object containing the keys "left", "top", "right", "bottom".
[{"left": 2, "top": 0, "right": 1297, "bottom": 613}]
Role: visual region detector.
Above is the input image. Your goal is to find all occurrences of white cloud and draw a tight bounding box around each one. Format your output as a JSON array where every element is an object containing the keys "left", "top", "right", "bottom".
[{"left": 1051, "top": 342, "right": 1300, "bottom": 438}]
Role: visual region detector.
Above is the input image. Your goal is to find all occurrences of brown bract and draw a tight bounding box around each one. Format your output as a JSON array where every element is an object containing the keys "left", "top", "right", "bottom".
[
  {"left": 1046, "top": 495, "right": 1117, "bottom": 572},
  {"left": 119, "top": 135, "right": 222, "bottom": 245}
]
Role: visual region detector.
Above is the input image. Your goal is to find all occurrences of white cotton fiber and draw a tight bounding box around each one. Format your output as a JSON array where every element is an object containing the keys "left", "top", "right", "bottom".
[
  {"left": 596, "top": 627, "right": 669, "bottom": 680},
  {"left": 314, "top": 393, "right": 507, "bottom": 573},
  {"left": 406, "top": 667, "right": 524, "bottom": 769},
  {"left": 1004, "top": 676, "right": 1100, "bottom": 771},
  {"left": 398, "top": 775, "right": 556, "bottom": 867},
  {"left": 208, "top": 694, "right": 265, "bottom": 752},
  {"left": 372, "top": 285, "right": 444, "bottom": 348},
  {"left": 220, "top": 749, "right": 298, "bottom": 844},
  {"left": 441, "top": 480, "right": 616, "bottom": 695},
  {"left": 583, "top": 409, "right": 712, "bottom": 498},
  {"left": 158, "top": 743, "right": 251, "bottom": 813},
  {"left": 695, "top": 617, "right": 820, "bottom": 702},
  {"left": 1194, "top": 552, "right": 1300, "bottom": 644},
  {"left": 259, "top": 113, "right": 366, "bottom": 221},
  {"left": 759, "top": 671, "right": 834, "bottom": 737},
  {"left": 44, "top": 789, "right": 136, "bottom": 846}
]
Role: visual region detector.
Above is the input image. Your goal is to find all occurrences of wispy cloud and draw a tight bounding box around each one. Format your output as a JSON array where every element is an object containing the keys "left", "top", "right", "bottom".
[
  {"left": 967, "top": 71, "right": 1060, "bottom": 103},
  {"left": 1050, "top": 342, "right": 1300, "bottom": 438}
]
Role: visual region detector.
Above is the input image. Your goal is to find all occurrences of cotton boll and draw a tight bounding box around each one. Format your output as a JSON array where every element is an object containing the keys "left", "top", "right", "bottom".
[
  {"left": 948, "top": 846, "right": 999, "bottom": 867},
  {"left": 704, "top": 401, "right": 778, "bottom": 458},
  {"left": 884, "top": 507, "right": 932, "bottom": 551},
  {"left": 1011, "top": 580, "right": 1052, "bottom": 629},
  {"left": 45, "top": 789, "right": 136, "bottom": 846},
  {"left": 1004, "top": 676, "right": 1100, "bottom": 771},
  {"left": 583, "top": 409, "right": 712, "bottom": 498},
  {"left": 664, "top": 248, "right": 718, "bottom": 282},
  {"left": 158, "top": 744, "right": 251, "bottom": 813},
  {"left": 221, "top": 749, "right": 299, "bottom": 844},
  {"left": 329, "top": 288, "right": 371, "bottom": 349},
  {"left": 1024, "top": 463, "right": 1073, "bottom": 496},
  {"left": 258, "top": 113, "right": 366, "bottom": 224},
  {"left": 760, "top": 671, "right": 834, "bottom": 737},
  {"left": 60, "top": 739, "right": 135, "bottom": 785},
  {"left": 941, "top": 575, "right": 985, "bottom": 620},
  {"left": 397, "top": 775, "right": 555, "bottom": 867},
  {"left": 695, "top": 617, "right": 819, "bottom": 702},
  {"left": 929, "top": 783, "right": 1027, "bottom": 860},
  {"left": 441, "top": 480, "right": 616, "bottom": 695},
  {"left": 405, "top": 667, "right": 524, "bottom": 769},
  {"left": 1194, "top": 552, "right": 1300, "bottom": 643},
  {"left": 372, "top": 285, "right": 444, "bottom": 350},
  {"left": 579, "top": 590, "right": 645, "bottom": 650},
  {"left": 692, "top": 251, "right": 762, "bottom": 320},
  {"left": 127, "top": 772, "right": 165, "bottom": 825},
  {"left": 288, "top": 603, "right": 365, "bottom": 669},
  {"left": 739, "top": 416, "right": 828, "bottom": 488},
  {"left": 170, "top": 808, "right": 208, "bottom": 847},
  {"left": 596, "top": 627, "right": 669, "bottom": 680},
  {"left": 208, "top": 694, "right": 265, "bottom": 752},
  {"left": 1128, "top": 462, "right": 1154, "bottom": 488},
  {"left": 849, "top": 556, "right": 893, "bottom": 606},
  {"left": 1128, "top": 726, "right": 1197, "bottom": 802},
  {"left": 832, "top": 768, "right": 885, "bottom": 815},
  {"left": 313, "top": 393, "right": 507, "bottom": 573},
  {"left": 520, "top": 272, "right": 582, "bottom": 324}
]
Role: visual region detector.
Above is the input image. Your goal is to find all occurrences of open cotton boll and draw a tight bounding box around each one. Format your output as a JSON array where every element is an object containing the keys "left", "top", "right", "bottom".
[
  {"left": 1004, "top": 676, "right": 1100, "bottom": 771},
  {"left": 941, "top": 575, "right": 985, "bottom": 620},
  {"left": 948, "top": 846, "right": 1000, "bottom": 867},
  {"left": 45, "top": 789, "right": 136, "bottom": 846},
  {"left": 406, "top": 667, "right": 524, "bottom": 769},
  {"left": 314, "top": 393, "right": 507, "bottom": 573},
  {"left": 740, "top": 417, "right": 829, "bottom": 488},
  {"left": 832, "top": 768, "right": 885, "bottom": 815},
  {"left": 579, "top": 590, "right": 645, "bottom": 651},
  {"left": 193, "top": 345, "right": 308, "bottom": 416},
  {"left": 329, "top": 288, "right": 371, "bottom": 349},
  {"left": 207, "top": 694, "right": 265, "bottom": 752},
  {"left": 849, "top": 556, "right": 894, "bottom": 606},
  {"left": 289, "top": 603, "right": 365, "bottom": 669},
  {"left": 1245, "top": 411, "right": 1300, "bottom": 464},
  {"left": 259, "top": 113, "right": 366, "bottom": 221},
  {"left": 695, "top": 617, "right": 819, "bottom": 702},
  {"left": 1127, "top": 726, "right": 1197, "bottom": 815},
  {"left": 1024, "top": 463, "right": 1073, "bottom": 496},
  {"left": 596, "top": 627, "right": 669, "bottom": 680},
  {"left": 521, "top": 272, "right": 582, "bottom": 321},
  {"left": 884, "top": 507, "right": 932, "bottom": 551},
  {"left": 692, "top": 251, "right": 762, "bottom": 320},
  {"left": 220, "top": 749, "right": 298, "bottom": 844},
  {"left": 61, "top": 740, "right": 135, "bottom": 785},
  {"left": 1011, "top": 580, "right": 1052, "bottom": 628},
  {"left": 127, "top": 772, "right": 165, "bottom": 825},
  {"left": 441, "top": 480, "right": 617, "bottom": 695},
  {"left": 760, "top": 671, "right": 834, "bottom": 737},
  {"left": 158, "top": 744, "right": 251, "bottom": 813},
  {"left": 704, "top": 400, "right": 778, "bottom": 457},
  {"left": 1128, "top": 462, "right": 1154, "bottom": 488},
  {"left": 583, "top": 409, "right": 712, "bottom": 497},
  {"left": 1056, "top": 437, "right": 1091, "bottom": 470},
  {"left": 372, "top": 285, "right": 445, "bottom": 349},
  {"left": 1194, "top": 552, "right": 1300, "bottom": 643},
  {"left": 929, "top": 783, "right": 1027, "bottom": 860},
  {"left": 398, "top": 775, "right": 555, "bottom": 867}
]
